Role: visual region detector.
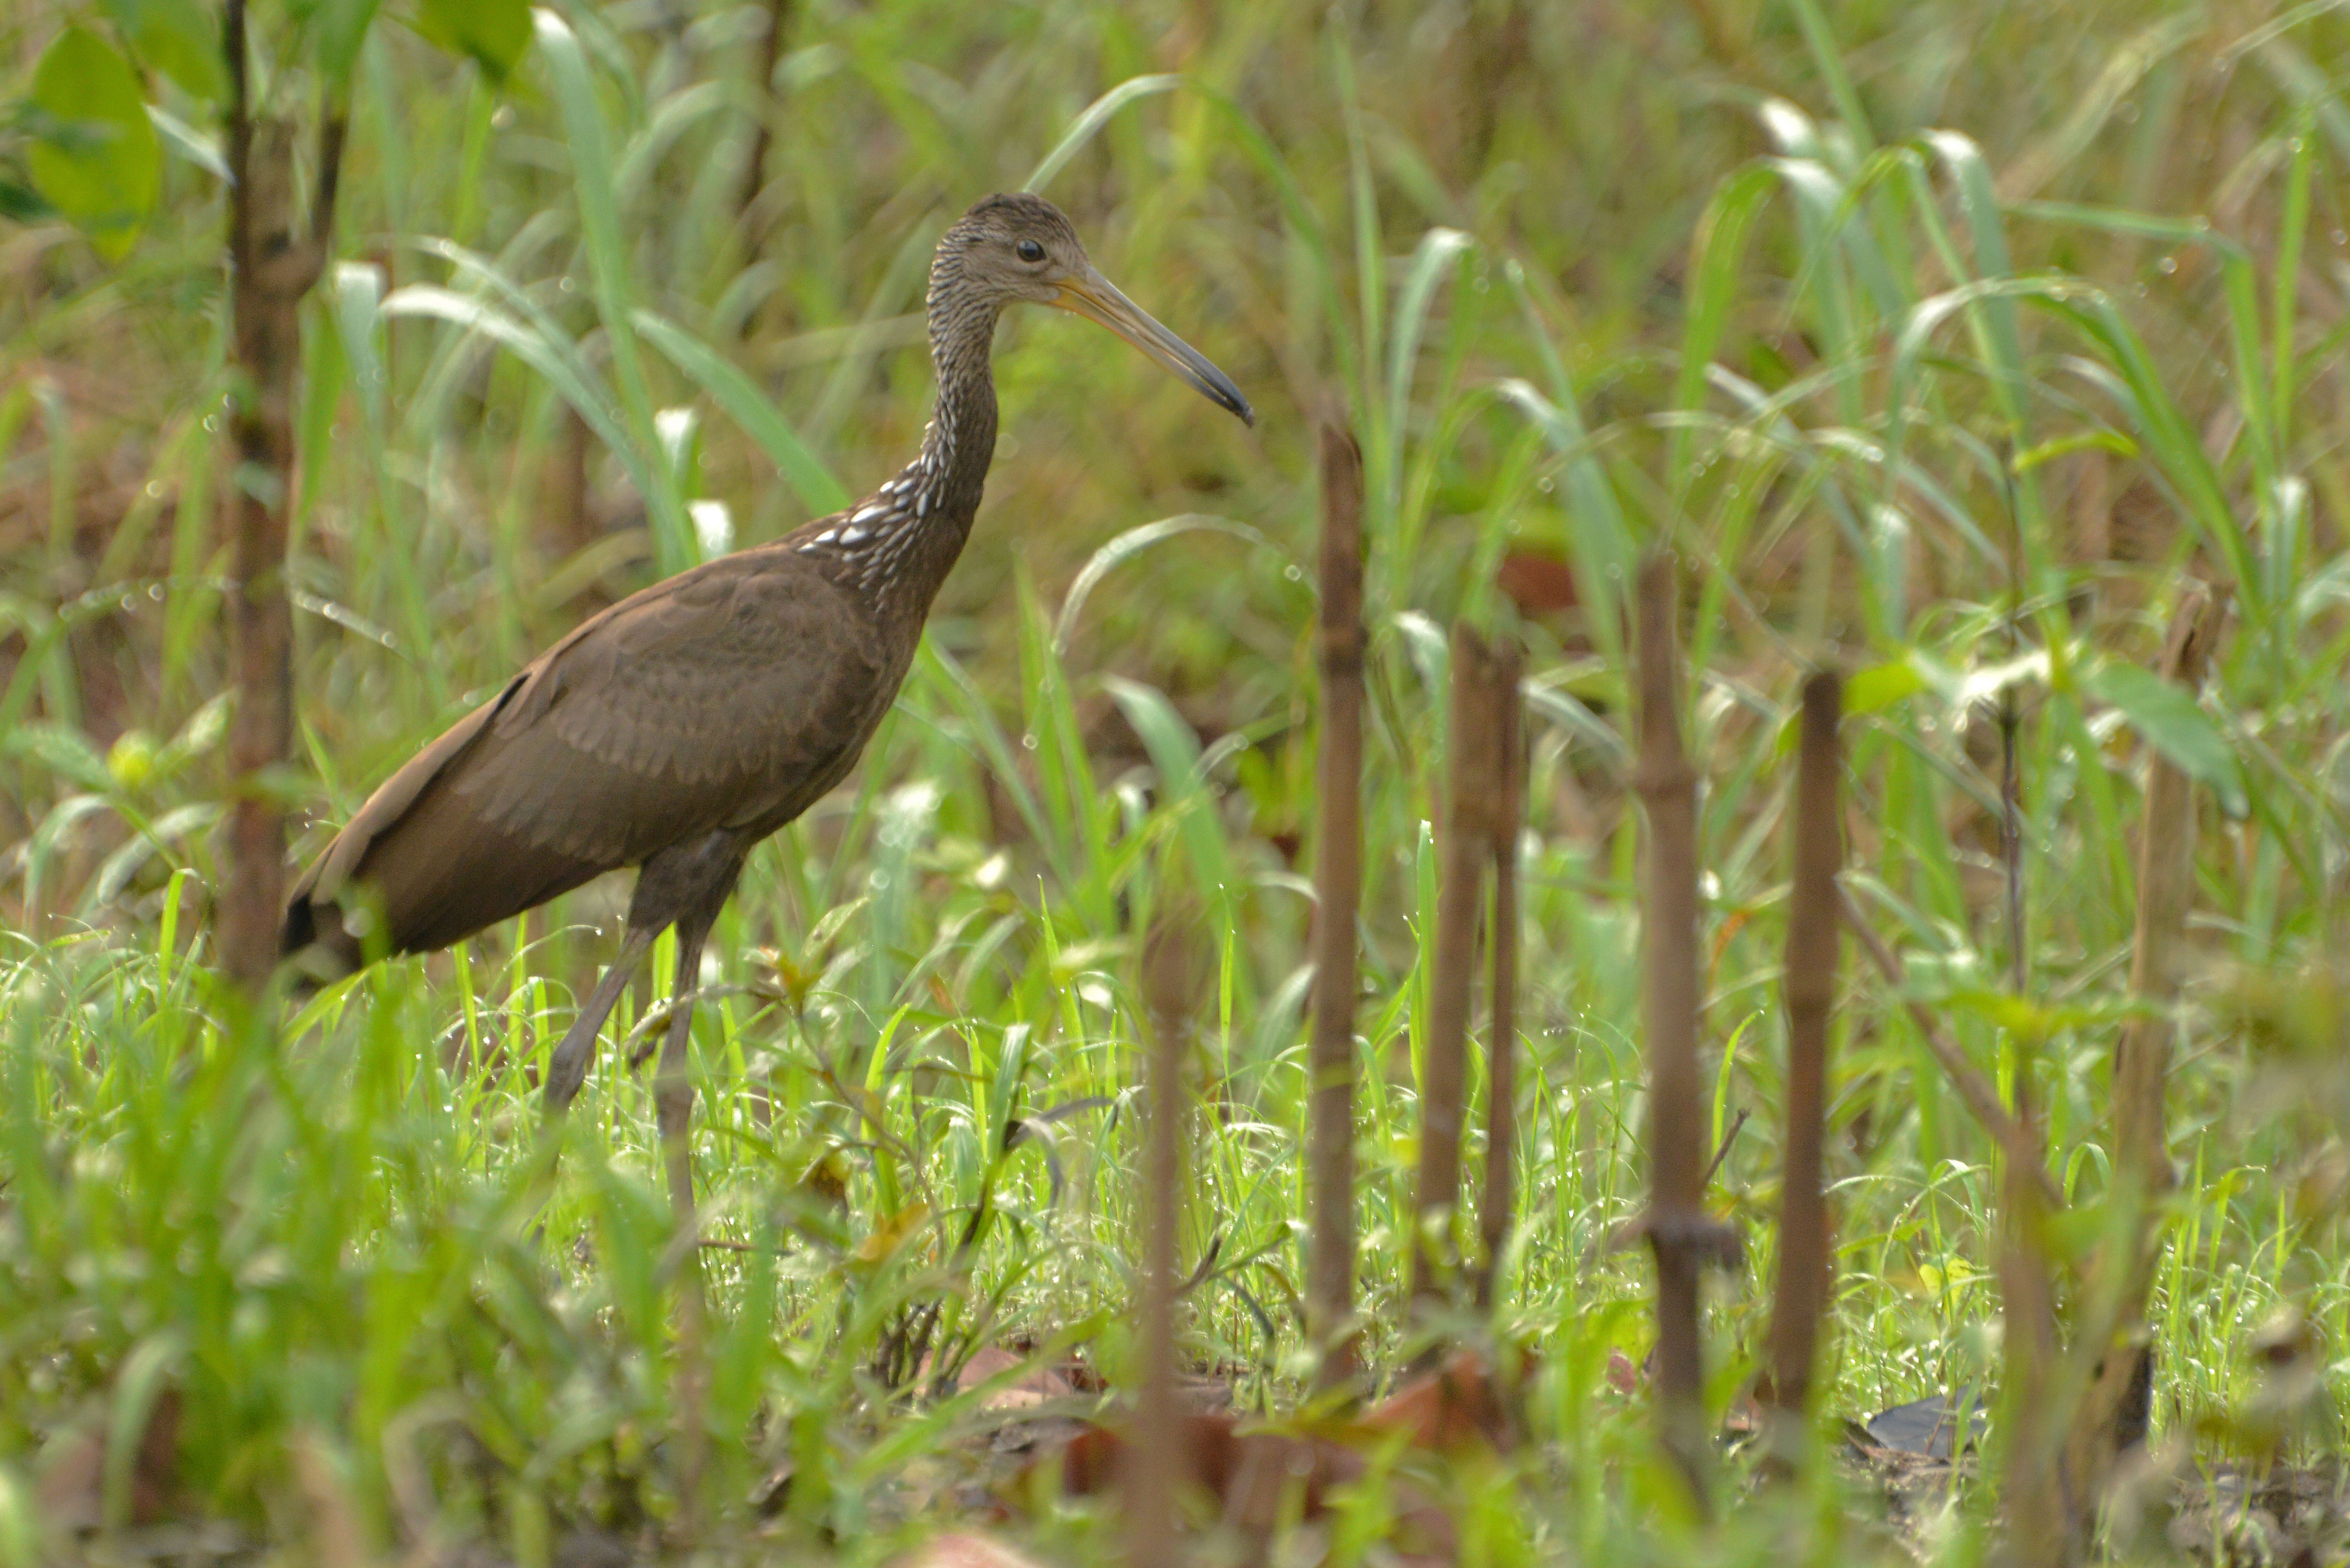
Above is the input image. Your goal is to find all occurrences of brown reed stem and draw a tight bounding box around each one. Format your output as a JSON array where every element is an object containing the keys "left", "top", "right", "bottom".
[
  {"left": 734, "top": 0, "right": 793, "bottom": 257},
  {"left": 1411, "top": 624, "right": 1504, "bottom": 1315},
  {"left": 1476, "top": 639, "right": 1523, "bottom": 1311},
  {"left": 1130, "top": 901, "right": 1206, "bottom": 1568},
  {"left": 1998, "top": 1096, "right": 2064, "bottom": 1568},
  {"left": 1633, "top": 553, "right": 1711, "bottom": 1508},
  {"left": 2060, "top": 584, "right": 2225, "bottom": 1541},
  {"left": 1996, "top": 697, "right": 2065, "bottom": 1568},
  {"left": 2111, "top": 586, "right": 2221, "bottom": 1217},
  {"left": 1764, "top": 670, "right": 1842, "bottom": 1443},
  {"left": 1308, "top": 423, "right": 1365, "bottom": 1387},
  {"left": 547, "top": 406, "right": 596, "bottom": 585},
  {"left": 219, "top": 0, "right": 346, "bottom": 991}
]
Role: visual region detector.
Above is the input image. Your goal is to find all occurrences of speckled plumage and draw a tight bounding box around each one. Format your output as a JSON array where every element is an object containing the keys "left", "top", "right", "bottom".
[
  {"left": 280, "top": 192, "right": 1249, "bottom": 1155},
  {"left": 282, "top": 198, "right": 1055, "bottom": 969}
]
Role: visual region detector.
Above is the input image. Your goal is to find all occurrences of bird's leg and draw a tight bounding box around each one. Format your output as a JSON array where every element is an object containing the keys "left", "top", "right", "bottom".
[
  {"left": 652, "top": 900, "right": 719, "bottom": 1223},
  {"left": 610, "top": 830, "right": 746, "bottom": 1213},
  {"left": 652, "top": 894, "right": 723, "bottom": 1539},
  {"left": 544, "top": 924, "right": 658, "bottom": 1116}
]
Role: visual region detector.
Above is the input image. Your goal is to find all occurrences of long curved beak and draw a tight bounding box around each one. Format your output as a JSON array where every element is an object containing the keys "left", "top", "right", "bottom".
[{"left": 1053, "top": 268, "right": 1254, "bottom": 427}]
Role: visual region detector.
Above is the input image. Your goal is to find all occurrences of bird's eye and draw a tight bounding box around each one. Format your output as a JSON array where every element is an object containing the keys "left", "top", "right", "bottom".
[{"left": 1016, "top": 239, "right": 1046, "bottom": 263}]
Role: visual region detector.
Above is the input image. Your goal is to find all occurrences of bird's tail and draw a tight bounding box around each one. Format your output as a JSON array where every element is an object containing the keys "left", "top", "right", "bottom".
[
  {"left": 281, "top": 865, "right": 366, "bottom": 979},
  {"left": 280, "top": 800, "right": 607, "bottom": 981}
]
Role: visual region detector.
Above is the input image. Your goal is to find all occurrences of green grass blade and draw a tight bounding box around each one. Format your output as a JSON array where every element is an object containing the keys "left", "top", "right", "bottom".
[
  {"left": 1383, "top": 227, "right": 1472, "bottom": 497},
  {"left": 1022, "top": 73, "right": 1182, "bottom": 194},
  {"left": 534, "top": 9, "right": 689, "bottom": 574},
  {"left": 632, "top": 306, "right": 850, "bottom": 516}
]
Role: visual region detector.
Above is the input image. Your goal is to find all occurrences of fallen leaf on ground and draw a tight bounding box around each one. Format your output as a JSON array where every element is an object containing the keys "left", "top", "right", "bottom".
[
  {"left": 917, "top": 1346, "right": 1079, "bottom": 1413},
  {"left": 1055, "top": 1410, "right": 1455, "bottom": 1557},
  {"left": 1361, "top": 1348, "right": 1516, "bottom": 1453},
  {"left": 893, "top": 1531, "right": 1051, "bottom": 1568},
  {"left": 1497, "top": 551, "right": 1580, "bottom": 614},
  {"left": 1036, "top": 1354, "right": 1533, "bottom": 1563},
  {"left": 34, "top": 1383, "right": 180, "bottom": 1533},
  {"left": 958, "top": 1347, "right": 1077, "bottom": 1410},
  {"left": 36, "top": 1429, "right": 104, "bottom": 1534}
]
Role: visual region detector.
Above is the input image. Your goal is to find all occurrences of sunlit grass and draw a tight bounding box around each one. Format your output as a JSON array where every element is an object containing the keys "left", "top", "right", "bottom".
[{"left": 5, "top": 0, "right": 2350, "bottom": 1560}]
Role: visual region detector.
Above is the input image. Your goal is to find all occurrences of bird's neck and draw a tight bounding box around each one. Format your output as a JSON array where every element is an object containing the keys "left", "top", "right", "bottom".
[
  {"left": 792, "top": 302, "right": 1000, "bottom": 623},
  {"left": 915, "top": 298, "right": 1002, "bottom": 516}
]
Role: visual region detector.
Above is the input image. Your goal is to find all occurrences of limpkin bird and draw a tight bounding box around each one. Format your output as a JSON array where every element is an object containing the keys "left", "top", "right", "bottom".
[{"left": 283, "top": 193, "right": 1252, "bottom": 1209}]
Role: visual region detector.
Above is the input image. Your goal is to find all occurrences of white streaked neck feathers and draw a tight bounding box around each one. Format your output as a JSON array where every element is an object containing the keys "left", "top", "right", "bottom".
[{"left": 793, "top": 238, "right": 1002, "bottom": 603}]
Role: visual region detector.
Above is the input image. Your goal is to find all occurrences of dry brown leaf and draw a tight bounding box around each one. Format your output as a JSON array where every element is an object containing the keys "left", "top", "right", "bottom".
[
  {"left": 893, "top": 1531, "right": 1051, "bottom": 1568},
  {"left": 917, "top": 1346, "right": 1078, "bottom": 1413},
  {"left": 1496, "top": 550, "right": 1580, "bottom": 615},
  {"left": 36, "top": 1428, "right": 104, "bottom": 1534},
  {"left": 1052, "top": 1408, "right": 1456, "bottom": 1561},
  {"left": 1361, "top": 1348, "right": 1515, "bottom": 1454},
  {"left": 34, "top": 1383, "right": 181, "bottom": 1534}
]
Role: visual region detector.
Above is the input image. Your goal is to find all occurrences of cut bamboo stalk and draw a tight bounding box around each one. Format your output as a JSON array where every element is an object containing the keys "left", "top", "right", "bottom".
[
  {"left": 1998, "top": 1099, "right": 2064, "bottom": 1568},
  {"left": 546, "top": 405, "right": 596, "bottom": 586},
  {"left": 1632, "top": 553, "right": 1721, "bottom": 1507},
  {"left": 734, "top": 0, "right": 793, "bottom": 256},
  {"left": 1411, "top": 624, "right": 1503, "bottom": 1314},
  {"left": 1130, "top": 901, "right": 1206, "bottom": 1568},
  {"left": 2111, "top": 586, "right": 2221, "bottom": 1210},
  {"left": 1763, "top": 670, "right": 1842, "bottom": 1445},
  {"left": 219, "top": 0, "right": 346, "bottom": 991},
  {"left": 1476, "top": 639, "right": 1523, "bottom": 1311},
  {"left": 2060, "top": 585, "right": 2225, "bottom": 1536},
  {"left": 1308, "top": 423, "right": 1366, "bottom": 1389},
  {"left": 1995, "top": 697, "right": 2064, "bottom": 1568}
]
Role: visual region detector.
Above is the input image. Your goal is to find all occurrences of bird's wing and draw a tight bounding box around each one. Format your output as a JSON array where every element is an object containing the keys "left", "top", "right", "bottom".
[
  {"left": 464, "top": 548, "right": 886, "bottom": 857},
  {"left": 292, "top": 687, "right": 511, "bottom": 912},
  {"left": 289, "top": 547, "right": 883, "bottom": 954}
]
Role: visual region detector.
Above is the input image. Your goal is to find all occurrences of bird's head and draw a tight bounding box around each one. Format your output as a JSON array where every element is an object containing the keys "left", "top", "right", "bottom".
[{"left": 939, "top": 192, "right": 1254, "bottom": 427}]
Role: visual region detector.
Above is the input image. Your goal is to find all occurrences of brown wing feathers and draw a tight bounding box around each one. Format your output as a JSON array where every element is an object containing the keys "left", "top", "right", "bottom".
[
  {"left": 281, "top": 547, "right": 882, "bottom": 973},
  {"left": 279, "top": 671, "right": 607, "bottom": 969}
]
